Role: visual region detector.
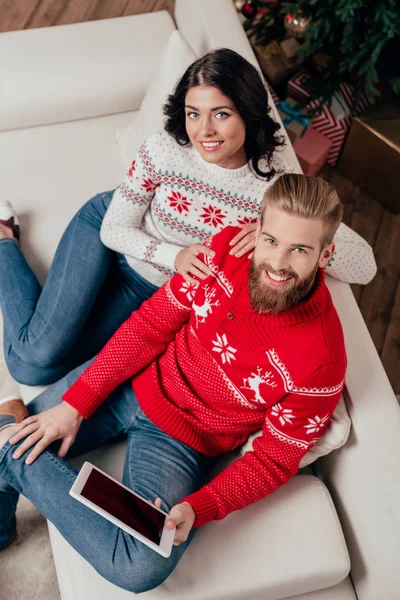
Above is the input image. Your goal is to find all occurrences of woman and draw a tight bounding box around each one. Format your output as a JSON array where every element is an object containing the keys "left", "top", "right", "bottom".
[{"left": 0, "top": 49, "right": 376, "bottom": 387}]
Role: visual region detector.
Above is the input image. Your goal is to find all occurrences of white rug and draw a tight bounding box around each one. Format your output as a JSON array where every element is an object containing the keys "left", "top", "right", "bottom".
[{"left": 0, "top": 321, "right": 61, "bottom": 599}]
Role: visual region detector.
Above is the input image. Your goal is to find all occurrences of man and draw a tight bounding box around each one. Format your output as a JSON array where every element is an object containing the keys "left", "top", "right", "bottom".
[{"left": 0, "top": 174, "right": 346, "bottom": 593}]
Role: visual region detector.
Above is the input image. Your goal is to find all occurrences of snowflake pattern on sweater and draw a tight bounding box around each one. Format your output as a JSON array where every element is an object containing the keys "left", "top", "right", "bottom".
[
  {"left": 63, "top": 226, "right": 347, "bottom": 528},
  {"left": 100, "top": 130, "right": 377, "bottom": 287}
]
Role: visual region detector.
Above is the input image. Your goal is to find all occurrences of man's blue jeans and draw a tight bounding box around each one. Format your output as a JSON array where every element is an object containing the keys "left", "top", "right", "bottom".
[
  {"left": 0, "top": 191, "right": 158, "bottom": 386},
  {"left": 0, "top": 361, "right": 217, "bottom": 592}
]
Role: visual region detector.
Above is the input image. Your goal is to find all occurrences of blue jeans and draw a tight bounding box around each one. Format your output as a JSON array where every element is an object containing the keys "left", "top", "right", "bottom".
[
  {"left": 0, "top": 361, "right": 217, "bottom": 592},
  {"left": 0, "top": 191, "right": 158, "bottom": 386}
]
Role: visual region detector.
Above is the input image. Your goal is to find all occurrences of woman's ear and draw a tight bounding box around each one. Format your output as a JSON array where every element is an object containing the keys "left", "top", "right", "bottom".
[{"left": 318, "top": 242, "right": 335, "bottom": 269}]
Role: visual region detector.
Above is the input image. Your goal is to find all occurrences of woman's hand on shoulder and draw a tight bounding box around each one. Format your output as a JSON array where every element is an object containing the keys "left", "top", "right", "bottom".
[
  {"left": 9, "top": 401, "right": 84, "bottom": 464},
  {"left": 229, "top": 221, "right": 259, "bottom": 257},
  {"left": 174, "top": 244, "right": 215, "bottom": 286}
]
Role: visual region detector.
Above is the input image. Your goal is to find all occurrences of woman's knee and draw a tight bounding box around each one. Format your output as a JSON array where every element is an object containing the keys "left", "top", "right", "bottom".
[
  {"left": 5, "top": 355, "right": 61, "bottom": 387},
  {"left": 79, "top": 191, "right": 114, "bottom": 222}
]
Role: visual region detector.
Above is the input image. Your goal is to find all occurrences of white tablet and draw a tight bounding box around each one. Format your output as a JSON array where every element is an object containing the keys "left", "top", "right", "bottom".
[{"left": 69, "top": 461, "right": 175, "bottom": 558}]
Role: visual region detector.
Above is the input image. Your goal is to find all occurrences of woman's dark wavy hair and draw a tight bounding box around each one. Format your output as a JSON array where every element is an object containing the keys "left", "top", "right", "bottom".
[{"left": 163, "top": 48, "right": 285, "bottom": 180}]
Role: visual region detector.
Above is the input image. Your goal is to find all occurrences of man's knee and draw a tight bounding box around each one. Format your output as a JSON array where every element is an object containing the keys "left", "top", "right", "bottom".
[{"left": 98, "top": 544, "right": 176, "bottom": 594}]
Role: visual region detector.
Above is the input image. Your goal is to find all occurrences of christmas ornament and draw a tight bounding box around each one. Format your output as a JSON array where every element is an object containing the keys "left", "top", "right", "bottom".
[
  {"left": 234, "top": 0, "right": 246, "bottom": 11},
  {"left": 241, "top": 1, "right": 258, "bottom": 20},
  {"left": 284, "top": 11, "right": 312, "bottom": 39}
]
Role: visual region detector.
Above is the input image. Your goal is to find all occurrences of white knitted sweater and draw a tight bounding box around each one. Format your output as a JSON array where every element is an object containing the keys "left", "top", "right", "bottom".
[{"left": 100, "top": 130, "right": 376, "bottom": 287}]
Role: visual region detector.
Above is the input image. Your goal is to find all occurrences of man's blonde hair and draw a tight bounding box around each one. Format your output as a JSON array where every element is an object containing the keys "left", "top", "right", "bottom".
[{"left": 261, "top": 174, "right": 343, "bottom": 246}]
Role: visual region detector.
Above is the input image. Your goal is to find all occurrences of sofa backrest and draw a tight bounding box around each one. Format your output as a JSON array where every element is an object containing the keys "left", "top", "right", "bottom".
[{"left": 0, "top": 12, "right": 175, "bottom": 132}]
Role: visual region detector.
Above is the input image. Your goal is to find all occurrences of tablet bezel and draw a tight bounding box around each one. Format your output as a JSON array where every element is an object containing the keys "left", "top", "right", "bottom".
[{"left": 69, "top": 461, "right": 175, "bottom": 558}]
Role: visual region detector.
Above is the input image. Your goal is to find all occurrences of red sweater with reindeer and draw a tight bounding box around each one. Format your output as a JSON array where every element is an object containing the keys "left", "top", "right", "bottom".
[{"left": 63, "top": 226, "right": 346, "bottom": 527}]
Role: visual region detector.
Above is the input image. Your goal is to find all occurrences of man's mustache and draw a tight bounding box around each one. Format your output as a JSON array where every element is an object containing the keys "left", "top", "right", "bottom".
[{"left": 256, "top": 262, "right": 298, "bottom": 282}]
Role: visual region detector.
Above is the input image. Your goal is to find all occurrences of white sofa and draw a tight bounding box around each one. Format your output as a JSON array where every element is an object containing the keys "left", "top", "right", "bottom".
[{"left": 1, "top": 1, "right": 399, "bottom": 599}]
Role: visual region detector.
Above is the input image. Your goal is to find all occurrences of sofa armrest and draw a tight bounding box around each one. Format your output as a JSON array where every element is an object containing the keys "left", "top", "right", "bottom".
[
  {"left": 0, "top": 12, "right": 175, "bottom": 131},
  {"left": 320, "top": 277, "right": 400, "bottom": 600}
]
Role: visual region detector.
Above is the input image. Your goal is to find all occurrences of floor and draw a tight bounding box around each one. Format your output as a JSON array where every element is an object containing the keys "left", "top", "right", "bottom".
[{"left": 1, "top": 3, "right": 399, "bottom": 398}]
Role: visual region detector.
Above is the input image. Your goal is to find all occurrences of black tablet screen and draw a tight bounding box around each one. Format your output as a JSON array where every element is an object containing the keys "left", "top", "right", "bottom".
[{"left": 80, "top": 469, "right": 165, "bottom": 545}]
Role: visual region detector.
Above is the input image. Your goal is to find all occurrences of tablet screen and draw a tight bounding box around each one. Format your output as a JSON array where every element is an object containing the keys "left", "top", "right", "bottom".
[{"left": 80, "top": 469, "right": 165, "bottom": 545}]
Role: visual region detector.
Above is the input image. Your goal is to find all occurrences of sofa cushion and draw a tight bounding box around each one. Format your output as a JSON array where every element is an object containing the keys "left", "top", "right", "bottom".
[
  {"left": 0, "top": 110, "right": 136, "bottom": 282},
  {"left": 117, "top": 30, "right": 197, "bottom": 169},
  {"left": 0, "top": 13, "right": 175, "bottom": 132},
  {"left": 240, "top": 395, "right": 351, "bottom": 468},
  {"left": 48, "top": 471, "right": 350, "bottom": 600}
]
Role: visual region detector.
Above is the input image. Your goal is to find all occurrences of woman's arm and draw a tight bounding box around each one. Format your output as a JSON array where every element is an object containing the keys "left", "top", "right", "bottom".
[
  {"left": 328, "top": 221, "right": 377, "bottom": 284},
  {"left": 100, "top": 137, "right": 185, "bottom": 272}
]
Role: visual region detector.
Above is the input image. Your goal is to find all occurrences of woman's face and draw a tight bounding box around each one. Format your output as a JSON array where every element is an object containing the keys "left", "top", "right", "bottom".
[{"left": 184, "top": 85, "right": 247, "bottom": 170}]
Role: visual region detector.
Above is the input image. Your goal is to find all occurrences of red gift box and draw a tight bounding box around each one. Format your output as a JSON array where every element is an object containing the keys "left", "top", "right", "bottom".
[
  {"left": 293, "top": 126, "right": 332, "bottom": 175},
  {"left": 287, "top": 71, "right": 370, "bottom": 165}
]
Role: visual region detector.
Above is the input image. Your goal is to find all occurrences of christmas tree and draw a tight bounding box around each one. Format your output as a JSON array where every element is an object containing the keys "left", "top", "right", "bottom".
[{"left": 244, "top": 0, "right": 400, "bottom": 113}]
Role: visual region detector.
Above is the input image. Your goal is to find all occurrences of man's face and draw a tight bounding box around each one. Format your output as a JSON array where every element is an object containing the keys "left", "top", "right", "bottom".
[{"left": 249, "top": 206, "right": 334, "bottom": 313}]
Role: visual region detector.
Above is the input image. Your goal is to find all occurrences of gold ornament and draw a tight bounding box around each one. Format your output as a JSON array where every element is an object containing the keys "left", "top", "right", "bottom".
[
  {"left": 234, "top": 0, "right": 246, "bottom": 11},
  {"left": 284, "top": 11, "right": 312, "bottom": 39}
]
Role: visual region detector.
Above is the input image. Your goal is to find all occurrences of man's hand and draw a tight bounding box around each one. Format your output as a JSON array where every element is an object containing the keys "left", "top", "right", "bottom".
[
  {"left": 155, "top": 499, "right": 196, "bottom": 546},
  {"left": 174, "top": 244, "right": 215, "bottom": 285},
  {"left": 229, "top": 222, "right": 258, "bottom": 257},
  {"left": 9, "top": 402, "right": 83, "bottom": 464}
]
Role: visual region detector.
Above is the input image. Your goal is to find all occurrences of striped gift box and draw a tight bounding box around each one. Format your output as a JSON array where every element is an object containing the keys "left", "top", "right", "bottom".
[{"left": 288, "top": 70, "right": 370, "bottom": 165}]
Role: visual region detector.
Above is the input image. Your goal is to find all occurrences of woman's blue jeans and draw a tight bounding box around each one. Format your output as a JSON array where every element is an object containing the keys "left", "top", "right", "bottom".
[
  {"left": 0, "top": 191, "right": 158, "bottom": 386},
  {"left": 0, "top": 360, "right": 217, "bottom": 592}
]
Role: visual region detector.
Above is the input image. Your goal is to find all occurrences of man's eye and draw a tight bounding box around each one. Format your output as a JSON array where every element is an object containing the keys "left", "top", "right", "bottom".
[
  {"left": 266, "top": 238, "right": 276, "bottom": 245},
  {"left": 294, "top": 247, "right": 306, "bottom": 254}
]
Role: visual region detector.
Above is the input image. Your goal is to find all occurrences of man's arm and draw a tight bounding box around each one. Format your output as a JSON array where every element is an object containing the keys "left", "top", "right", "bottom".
[
  {"left": 182, "top": 364, "right": 345, "bottom": 527},
  {"left": 62, "top": 275, "right": 195, "bottom": 418}
]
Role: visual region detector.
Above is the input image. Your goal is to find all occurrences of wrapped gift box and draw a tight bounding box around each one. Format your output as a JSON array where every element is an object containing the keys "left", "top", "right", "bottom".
[
  {"left": 277, "top": 98, "right": 311, "bottom": 145},
  {"left": 287, "top": 70, "right": 370, "bottom": 165},
  {"left": 287, "top": 69, "right": 314, "bottom": 101},
  {"left": 293, "top": 127, "right": 332, "bottom": 175},
  {"left": 337, "top": 104, "right": 400, "bottom": 214},
  {"left": 254, "top": 41, "right": 294, "bottom": 85}
]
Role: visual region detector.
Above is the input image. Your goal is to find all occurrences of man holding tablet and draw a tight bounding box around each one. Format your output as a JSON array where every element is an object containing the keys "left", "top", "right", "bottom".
[{"left": 0, "top": 175, "right": 346, "bottom": 593}]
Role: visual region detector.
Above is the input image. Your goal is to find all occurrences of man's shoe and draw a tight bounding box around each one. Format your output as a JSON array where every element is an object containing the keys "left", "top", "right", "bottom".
[
  {"left": 0, "top": 200, "right": 20, "bottom": 240},
  {"left": 0, "top": 397, "right": 28, "bottom": 431}
]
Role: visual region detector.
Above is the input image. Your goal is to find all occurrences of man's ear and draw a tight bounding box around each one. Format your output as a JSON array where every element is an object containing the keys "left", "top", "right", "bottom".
[{"left": 318, "top": 242, "right": 335, "bottom": 269}]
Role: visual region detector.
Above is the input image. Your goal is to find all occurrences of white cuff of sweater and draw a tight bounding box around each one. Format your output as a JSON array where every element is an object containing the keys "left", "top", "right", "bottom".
[{"left": 153, "top": 243, "right": 183, "bottom": 271}]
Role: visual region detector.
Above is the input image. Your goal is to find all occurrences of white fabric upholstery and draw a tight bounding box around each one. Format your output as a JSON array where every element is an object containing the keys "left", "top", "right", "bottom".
[
  {"left": 0, "top": 111, "right": 135, "bottom": 283},
  {"left": 1, "top": 1, "right": 399, "bottom": 599},
  {"left": 48, "top": 474, "right": 350, "bottom": 600},
  {"left": 117, "top": 30, "right": 197, "bottom": 169},
  {"left": 317, "top": 277, "right": 400, "bottom": 600},
  {"left": 241, "top": 394, "right": 351, "bottom": 468},
  {"left": 0, "top": 12, "right": 174, "bottom": 132}
]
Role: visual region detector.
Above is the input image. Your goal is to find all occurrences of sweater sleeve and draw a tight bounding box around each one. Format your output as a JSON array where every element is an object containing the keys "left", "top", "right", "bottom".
[
  {"left": 327, "top": 221, "right": 377, "bottom": 284},
  {"left": 100, "top": 133, "right": 185, "bottom": 272},
  {"left": 182, "top": 364, "right": 345, "bottom": 527},
  {"left": 62, "top": 274, "right": 194, "bottom": 418}
]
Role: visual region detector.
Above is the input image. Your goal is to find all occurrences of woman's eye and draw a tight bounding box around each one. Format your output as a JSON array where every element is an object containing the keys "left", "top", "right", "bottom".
[
  {"left": 186, "top": 112, "right": 199, "bottom": 119},
  {"left": 215, "top": 112, "right": 230, "bottom": 119},
  {"left": 266, "top": 238, "right": 276, "bottom": 245}
]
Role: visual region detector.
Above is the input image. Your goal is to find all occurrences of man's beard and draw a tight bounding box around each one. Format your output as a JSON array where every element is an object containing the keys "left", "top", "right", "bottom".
[{"left": 248, "top": 259, "right": 319, "bottom": 314}]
